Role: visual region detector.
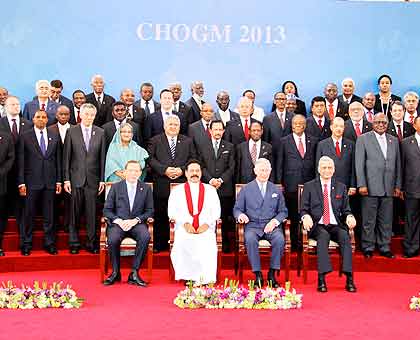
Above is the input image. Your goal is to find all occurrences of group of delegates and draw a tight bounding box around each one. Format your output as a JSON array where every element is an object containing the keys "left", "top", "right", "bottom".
[{"left": 0, "top": 73, "right": 420, "bottom": 292}]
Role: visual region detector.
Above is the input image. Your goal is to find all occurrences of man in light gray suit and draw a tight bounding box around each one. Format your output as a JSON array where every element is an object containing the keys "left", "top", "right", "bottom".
[
  {"left": 233, "top": 158, "right": 288, "bottom": 287},
  {"left": 355, "top": 113, "right": 402, "bottom": 259}
]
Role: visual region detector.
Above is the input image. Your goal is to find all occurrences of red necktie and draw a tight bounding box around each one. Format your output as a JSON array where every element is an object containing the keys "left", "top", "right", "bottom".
[
  {"left": 318, "top": 119, "right": 323, "bottom": 130},
  {"left": 41, "top": 103, "right": 46, "bottom": 111},
  {"left": 328, "top": 104, "right": 334, "bottom": 120},
  {"left": 322, "top": 183, "right": 330, "bottom": 225},
  {"left": 335, "top": 140, "right": 341, "bottom": 157},
  {"left": 355, "top": 122, "right": 362, "bottom": 137},
  {"left": 77, "top": 110, "right": 81, "bottom": 124},
  {"left": 298, "top": 137, "right": 305, "bottom": 158},
  {"left": 409, "top": 114, "right": 414, "bottom": 125},
  {"left": 206, "top": 123, "right": 211, "bottom": 138},
  {"left": 367, "top": 110, "right": 373, "bottom": 123},
  {"left": 397, "top": 125, "right": 403, "bottom": 141},
  {"left": 244, "top": 119, "right": 249, "bottom": 140}
]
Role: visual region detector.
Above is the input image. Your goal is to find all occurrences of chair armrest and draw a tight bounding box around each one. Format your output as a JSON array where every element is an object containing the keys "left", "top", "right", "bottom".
[
  {"left": 236, "top": 222, "right": 245, "bottom": 246},
  {"left": 147, "top": 218, "right": 154, "bottom": 244},
  {"left": 349, "top": 228, "right": 356, "bottom": 252},
  {"left": 301, "top": 223, "right": 309, "bottom": 250},
  {"left": 215, "top": 219, "right": 222, "bottom": 245},
  {"left": 100, "top": 217, "right": 108, "bottom": 244},
  {"left": 283, "top": 219, "right": 291, "bottom": 249},
  {"left": 169, "top": 219, "right": 176, "bottom": 246}
]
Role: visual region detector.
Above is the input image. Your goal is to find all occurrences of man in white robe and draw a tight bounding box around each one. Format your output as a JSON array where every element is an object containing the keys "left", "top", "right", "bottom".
[{"left": 168, "top": 159, "right": 221, "bottom": 284}]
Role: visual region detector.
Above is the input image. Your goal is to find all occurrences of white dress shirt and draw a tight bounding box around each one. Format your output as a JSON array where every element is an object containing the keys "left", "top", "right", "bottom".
[
  {"left": 6, "top": 114, "right": 20, "bottom": 133},
  {"left": 404, "top": 111, "right": 418, "bottom": 123},
  {"left": 374, "top": 131, "right": 387, "bottom": 158},
  {"left": 34, "top": 127, "right": 48, "bottom": 149},
  {"left": 57, "top": 122, "right": 70, "bottom": 143},
  {"left": 140, "top": 98, "right": 156, "bottom": 113},
  {"left": 293, "top": 132, "right": 306, "bottom": 154},
  {"left": 114, "top": 118, "right": 127, "bottom": 130},
  {"left": 218, "top": 109, "right": 231, "bottom": 126}
]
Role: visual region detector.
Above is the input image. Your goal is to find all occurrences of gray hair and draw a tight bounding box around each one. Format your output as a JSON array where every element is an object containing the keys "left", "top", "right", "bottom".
[
  {"left": 254, "top": 158, "right": 271, "bottom": 170},
  {"left": 164, "top": 114, "right": 180, "bottom": 127},
  {"left": 318, "top": 156, "right": 335, "bottom": 171},
  {"left": 80, "top": 103, "right": 97, "bottom": 115},
  {"left": 190, "top": 80, "right": 203, "bottom": 90},
  {"left": 341, "top": 77, "right": 355, "bottom": 88},
  {"left": 168, "top": 82, "right": 182, "bottom": 90},
  {"left": 217, "top": 90, "right": 230, "bottom": 98},
  {"left": 35, "top": 80, "right": 50, "bottom": 91},
  {"left": 403, "top": 91, "right": 419, "bottom": 103},
  {"left": 91, "top": 74, "right": 104, "bottom": 84}
]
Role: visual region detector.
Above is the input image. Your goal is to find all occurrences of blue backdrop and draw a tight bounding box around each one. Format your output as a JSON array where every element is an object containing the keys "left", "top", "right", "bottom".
[{"left": 1, "top": 0, "right": 420, "bottom": 112}]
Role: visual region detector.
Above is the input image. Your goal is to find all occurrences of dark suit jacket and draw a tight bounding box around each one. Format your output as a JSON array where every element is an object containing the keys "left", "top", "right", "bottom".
[
  {"left": 133, "top": 99, "right": 161, "bottom": 116},
  {"left": 175, "top": 101, "right": 194, "bottom": 125},
  {"left": 271, "top": 99, "right": 307, "bottom": 117},
  {"left": 103, "top": 180, "right": 154, "bottom": 222},
  {"left": 301, "top": 178, "right": 352, "bottom": 232},
  {"left": 85, "top": 93, "right": 115, "bottom": 127},
  {"left": 316, "top": 137, "right": 356, "bottom": 188},
  {"left": 22, "top": 99, "right": 58, "bottom": 126},
  {"left": 143, "top": 111, "right": 187, "bottom": 143},
  {"left": 305, "top": 116, "right": 332, "bottom": 141},
  {"left": 102, "top": 120, "right": 141, "bottom": 152},
  {"left": 147, "top": 133, "right": 196, "bottom": 198},
  {"left": 343, "top": 119, "right": 372, "bottom": 143},
  {"left": 198, "top": 138, "right": 235, "bottom": 197},
  {"left": 401, "top": 135, "right": 420, "bottom": 198},
  {"left": 338, "top": 94, "right": 362, "bottom": 105},
  {"left": 188, "top": 120, "right": 211, "bottom": 149},
  {"left": 224, "top": 117, "right": 258, "bottom": 145},
  {"left": 325, "top": 99, "right": 349, "bottom": 120},
  {"left": 236, "top": 140, "right": 273, "bottom": 184},
  {"left": 18, "top": 128, "right": 62, "bottom": 190},
  {"left": 0, "top": 133, "right": 15, "bottom": 195},
  {"left": 262, "top": 111, "right": 293, "bottom": 148},
  {"left": 185, "top": 97, "right": 205, "bottom": 123},
  {"left": 63, "top": 125, "right": 106, "bottom": 188},
  {"left": 0, "top": 117, "right": 33, "bottom": 144},
  {"left": 276, "top": 134, "right": 318, "bottom": 192},
  {"left": 387, "top": 121, "right": 415, "bottom": 141},
  {"left": 129, "top": 105, "right": 146, "bottom": 144}
]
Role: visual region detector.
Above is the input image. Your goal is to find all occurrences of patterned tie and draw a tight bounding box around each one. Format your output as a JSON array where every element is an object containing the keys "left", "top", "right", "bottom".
[
  {"left": 214, "top": 140, "right": 219, "bottom": 158},
  {"left": 39, "top": 130, "right": 46, "bottom": 156},
  {"left": 250, "top": 141, "right": 257, "bottom": 164},
  {"left": 335, "top": 140, "right": 341, "bottom": 157},
  {"left": 397, "top": 125, "right": 403, "bottom": 141},
  {"left": 145, "top": 101, "right": 150, "bottom": 116},
  {"left": 409, "top": 113, "right": 415, "bottom": 125},
  {"left": 355, "top": 122, "right": 362, "bottom": 137},
  {"left": 41, "top": 103, "right": 46, "bottom": 111},
  {"left": 322, "top": 183, "right": 330, "bottom": 225},
  {"left": 244, "top": 119, "right": 249, "bottom": 140},
  {"left": 328, "top": 103, "right": 334, "bottom": 120},
  {"left": 126, "top": 106, "right": 133, "bottom": 120},
  {"left": 298, "top": 137, "right": 305, "bottom": 158},
  {"left": 84, "top": 128, "right": 90, "bottom": 151},
  {"left": 11, "top": 118, "right": 18, "bottom": 142},
  {"left": 279, "top": 113, "right": 284, "bottom": 129},
  {"left": 318, "top": 119, "right": 323, "bottom": 130},
  {"left": 170, "top": 137, "right": 176, "bottom": 159}
]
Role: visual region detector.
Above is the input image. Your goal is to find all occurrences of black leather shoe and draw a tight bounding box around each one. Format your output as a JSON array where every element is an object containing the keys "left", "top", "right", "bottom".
[
  {"left": 254, "top": 271, "right": 264, "bottom": 288},
  {"left": 403, "top": 250, "right": 419, "bottom": 258},
  {"left": 267, "top": 269, "right": 279, "bottom": 288},
  {"left": 103, "top": 272, "right": 121, "bottom": 286},
  {"left": 363, "top": 250, "right": 373, "bottom": 259},
  {"left": 21, "top": 248, "right": 31, "bottom": 256},
  {"left": 86, "top": 247, "right": 99, "bottom": 254},
  {"left": 345, "top": 273, "right": 357, "bottom": 293},
  {"left": 69, "top": 247, "right": 79, "bottom": 254},
  {"left": 379, "top": 251, "right": 395, "bottom": 259},
  {"left": 45, "top": 245, "right": 58, "bottom": 255},
  {"left": 127, "top": 271, "right": 147, "bottom": 287},
  {"left": 317, "top": 273, "right": 327, "bottom": 292},
  {"left": 153, "top": 248, "right": 160, "bottom": 254},
  {"left": 0, "top": 249, "right": 4, "bottom": 257}
]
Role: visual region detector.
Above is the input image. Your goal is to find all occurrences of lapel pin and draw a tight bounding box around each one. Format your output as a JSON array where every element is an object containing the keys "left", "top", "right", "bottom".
[
  {"left": 92, "top": 131, "right": 96, "bottom": 136},
  {"left": 344, "top": 144, "right": 347, "bottom": 148},
  {"left": 222, "top": 144, "right": 224, "bottom": 148},
  {"left": 140, "top": 187, "right": 143, "bottom": 191},
  {"left": 49, "top": 138, "right": 52, "bottom": 141},
  {"left": 0, "top": 136, "right": 2, "bottom": 140},
  {"left": 411, "top": 140, "right": 414, "bottom": 144},
  {"left": 332, "top": 186, "right": 335, "bottom": 190}
]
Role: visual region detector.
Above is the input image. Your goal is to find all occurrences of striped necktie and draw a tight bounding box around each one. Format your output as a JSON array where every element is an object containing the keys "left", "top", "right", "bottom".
[{"left": 170, "top": 137, "right": 176, "bottom": 159}]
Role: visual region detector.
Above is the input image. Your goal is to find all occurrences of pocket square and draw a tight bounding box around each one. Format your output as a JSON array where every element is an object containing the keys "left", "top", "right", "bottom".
[
  {"left": 222, "top": 150, "right": 229, "bottom": 154},
  {"left": 272, "top": 193, "right": 278, "bottom": 198}
]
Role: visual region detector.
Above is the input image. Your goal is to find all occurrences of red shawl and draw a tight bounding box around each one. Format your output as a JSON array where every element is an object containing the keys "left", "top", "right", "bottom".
[{"left": 184, "top": 182, "right": 205, "bottom": 231}]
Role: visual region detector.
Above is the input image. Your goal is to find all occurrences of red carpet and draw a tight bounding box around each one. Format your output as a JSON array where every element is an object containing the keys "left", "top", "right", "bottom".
[{"left": 0, "top": 269, "right": 419, "bottom": 340}]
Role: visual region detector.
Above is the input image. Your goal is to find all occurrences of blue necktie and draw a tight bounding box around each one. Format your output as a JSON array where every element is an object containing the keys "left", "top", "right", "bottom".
[{"left": 40, "top": 130, "right": 46, "bottom": 156}]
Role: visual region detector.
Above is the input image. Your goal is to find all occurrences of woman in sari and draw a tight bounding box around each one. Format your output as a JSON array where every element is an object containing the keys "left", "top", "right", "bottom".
[{"left": 105, "top": 122, "right": 149, "bottom": 183}]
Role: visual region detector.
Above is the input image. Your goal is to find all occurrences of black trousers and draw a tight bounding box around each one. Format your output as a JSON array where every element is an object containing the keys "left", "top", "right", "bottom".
[
  {"left": 153, "top": 194, "right": 169, "bottom": 251},
  {"left": 23, "top": 188, "right": 56, "bottom": 248},
  {"left": 107, "top": 223, "right": 150, "bottom": 272},
  {"left": 6, "top": 172, "right": 25, "bottom": 247},
  {"left": 220, "top": 195, "right": 235, "bottom": 252},
  {"left": 54, "top": 191, "right": 71, "bottom": 231},
  {"left": 284, "top": 191, "right": 299, "bottom": 250},
  {"left": 404, "top": 198, "right": 420, "bottom": 255},
  {"left": 69, "top": 186, "right": 98, "bottom": 249},
  {"left": 0, "top": 194, "right": 6, "bottom": 248},
  {"left": 310, "top": 224, "right": 353, "bottom": 274},
  {"left": 349, "top": 194, "right": 362, "bottom": 247}
]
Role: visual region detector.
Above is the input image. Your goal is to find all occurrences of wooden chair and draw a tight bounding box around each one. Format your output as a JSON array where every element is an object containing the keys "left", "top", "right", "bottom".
[
  {"left": 168, "top": 183, "right": 223, "bottom": 283},
  {"left": 234, "top": 184, "right": 291, "bottom": 283},
  {"left": 99, "top": 182, "right": 154, "bottom": 283},
  {"left": 297, "top": 184, "right": 356, "bottom": 284}
]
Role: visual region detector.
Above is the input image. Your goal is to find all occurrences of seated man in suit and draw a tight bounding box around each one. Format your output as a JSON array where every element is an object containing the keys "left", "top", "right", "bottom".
[
  {"left": 18, "top": 110, "right": 62, "bottom": 256},
  {"left": 168, "top": 159, "right": 221, "bottom": 284},
  {"left": 23, "top": 80, "right": 59, "bottom": 125},
  {"left": 301, "top": 156, "right": 357, "bottom": 293},
  {"left": 236, "top": 120, "right": 273, "bottom": 184},
  {"left": 103, "top": 160, "right": 153, "bottom": 286},
  {"left": 215, "top": 90, "right": 240, "bottom": 126},
  {"left": 233, "top": 158, "right": 288, "bottom": 287}
]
